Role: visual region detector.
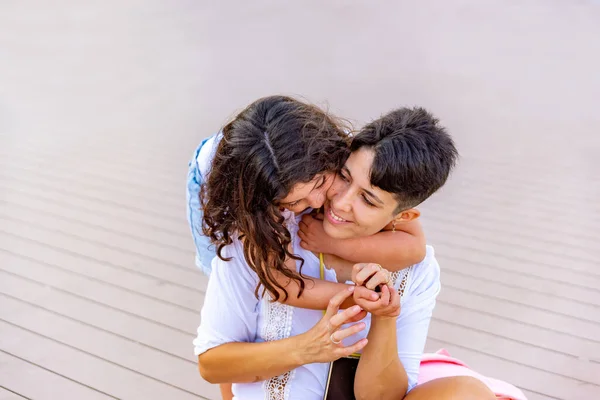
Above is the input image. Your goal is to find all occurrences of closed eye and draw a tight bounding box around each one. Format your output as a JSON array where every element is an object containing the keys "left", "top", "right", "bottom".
[{"left": 362, "top": 195, "right": 376, "bottom": 207}]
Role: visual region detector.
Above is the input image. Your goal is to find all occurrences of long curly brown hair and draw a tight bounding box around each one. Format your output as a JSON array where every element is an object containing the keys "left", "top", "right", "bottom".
[{"left": 200, "top": 96, "right": 349, "bottom": 301}]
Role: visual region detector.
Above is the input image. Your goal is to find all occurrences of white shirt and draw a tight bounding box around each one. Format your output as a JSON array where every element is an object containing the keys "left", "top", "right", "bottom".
[{"left": 193, "top": 218, "right": 441, "bottom": 400}]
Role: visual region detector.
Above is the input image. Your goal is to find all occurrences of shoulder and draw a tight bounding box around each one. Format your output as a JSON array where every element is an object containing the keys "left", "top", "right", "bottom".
[
  {"left": 210, "top": 237, "right": 260, "bottom": 292},
  {"left": 196, "top": 132, "right": 222, "bottom": 179}
]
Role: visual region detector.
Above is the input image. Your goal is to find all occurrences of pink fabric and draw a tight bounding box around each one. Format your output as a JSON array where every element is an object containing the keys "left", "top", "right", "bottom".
[{"left": 417, "top": 349, "right": 527, "bottom": 400}]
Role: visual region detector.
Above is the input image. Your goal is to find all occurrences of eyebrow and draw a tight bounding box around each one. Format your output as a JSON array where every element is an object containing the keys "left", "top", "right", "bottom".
[
  {"left": 281, "top": 175, "right": 325, "bottom": 205},
  {"left": 342, "top": 166, "right": 384, "bottom": 205}
]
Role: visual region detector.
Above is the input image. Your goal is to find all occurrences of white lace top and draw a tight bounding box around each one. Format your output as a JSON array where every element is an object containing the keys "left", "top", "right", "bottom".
[{"left": 193, "top": 218, "right": 441, "bottom": 400}]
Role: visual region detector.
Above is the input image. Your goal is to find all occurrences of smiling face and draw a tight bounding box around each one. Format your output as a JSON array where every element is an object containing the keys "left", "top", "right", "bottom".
[
  {"left": 278, "top": 172, "right": 335, "bottom": 214},
  {"left": 323, "top": 148, "right": 401, "bottom": 239}
]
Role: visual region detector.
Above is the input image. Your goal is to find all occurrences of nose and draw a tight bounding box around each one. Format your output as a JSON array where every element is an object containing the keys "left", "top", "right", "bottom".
[
  {"left": 332, "top": 186, "right": 352, "bottom": 213},
  {"left": 307, "top": 189, "right": 326, "bottom": 209}
]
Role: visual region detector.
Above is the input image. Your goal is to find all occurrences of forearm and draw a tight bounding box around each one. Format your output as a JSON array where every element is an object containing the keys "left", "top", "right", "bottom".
[
  {"left": 354, "top": 317, "right": 407, "bottom": 400},
  {"left": 198, "top": 336, "right": 307, "bottom": 384},
  {"left": 329, "top": 231, "right": 426, "bottom": 271},
  {"left": 270, "top": 268, "right": 355, "bottom": 309}
]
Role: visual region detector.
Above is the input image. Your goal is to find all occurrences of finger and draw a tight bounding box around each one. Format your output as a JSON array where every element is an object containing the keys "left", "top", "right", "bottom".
[
  {"left": 353, "top": 286, "right": 379, "bottom": 302},
  {"left": 334, "top": 322, "right": 366, "bottom": 341},
  {"left": 299, "top": 240, "right": 308, "bottom": 249},
  {"left": 365, "top": 271, "right": 389, "bottom": 291},
  {"left": 355, "top": 263, "right": 381, "bottom": 286},
  {"left": 298, "top": 220, "right": 308, "bottom": 232},
  {"left": 329, "top": 304, "right": 363, "bottom": 330},
  {"left": 324, "top": 286, "right": 355, "bottom": 319},
  {"left": 338, "top": 338, "right": 368, "bottom": 358},
  {"left": 314, "top": 213, "right": 325, "bottom": 221},
  {"left": 352, "top": 263, "right": 371, "bottom": 285},
  {"left": 379, "top": 284, "right": 390, "bottom": 306},
  {"left": 301, "top": 214, "right": 314, "bottom": 226},
  {"left": 389, "top": 285, "right": 400, "bottom": 307},
  {"left": 346, "top": 310, "right": 368, "bottom": 323},
  {"left": 298, "top": 229, "right": 306, "bottom": 240}
]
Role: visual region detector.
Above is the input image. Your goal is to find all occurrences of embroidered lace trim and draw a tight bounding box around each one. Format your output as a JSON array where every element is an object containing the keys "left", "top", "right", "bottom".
[
  {"left": 390, "top": 267, "right": 412, "bottom": 298},
  {"left": 262, "top": 295, "right": 295, "bottom": 400}
]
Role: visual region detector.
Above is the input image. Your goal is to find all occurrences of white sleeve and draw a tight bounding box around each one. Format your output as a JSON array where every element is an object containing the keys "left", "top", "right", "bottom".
[
  {"left": 395, "top": 247, "right": 441, "bottom": 391},
  {"left": 193, "top": 241, "right": 261, "bottom": 356}
]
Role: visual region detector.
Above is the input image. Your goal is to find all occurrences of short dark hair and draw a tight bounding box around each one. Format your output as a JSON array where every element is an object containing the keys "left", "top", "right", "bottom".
[
  {"left": 201, "top": 95, "right": 349, "bottom": 301},
  {"left": 351, "top": 107, "right": 458, "bottom": 212}
]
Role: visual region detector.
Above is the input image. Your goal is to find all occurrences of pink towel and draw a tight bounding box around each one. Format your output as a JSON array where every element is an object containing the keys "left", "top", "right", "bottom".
[{"left": 418, "top": 349, "right": 527, "bottom": 400}]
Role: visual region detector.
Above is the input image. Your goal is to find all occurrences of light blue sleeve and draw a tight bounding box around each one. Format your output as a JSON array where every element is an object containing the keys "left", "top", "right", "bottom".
[{"left": 186, "top": 134, "right": 220, "bottom": 274}]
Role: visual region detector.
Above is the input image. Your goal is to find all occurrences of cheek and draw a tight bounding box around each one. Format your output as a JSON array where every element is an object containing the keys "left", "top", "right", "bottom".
[
  {"left": 326, "top": 178, "right": 345, "bottom": 199},
  {"left": 355, "top": 207, "right": 390, "bottom": 232}
]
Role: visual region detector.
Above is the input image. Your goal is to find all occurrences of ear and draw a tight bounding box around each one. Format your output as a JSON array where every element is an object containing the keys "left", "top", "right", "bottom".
[{"left": 393, "top": 208, "right": 420, "bottom": 224}]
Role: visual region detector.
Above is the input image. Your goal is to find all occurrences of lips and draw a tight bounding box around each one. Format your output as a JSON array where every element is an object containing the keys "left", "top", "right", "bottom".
[{"left": 325, "top": 203, "right": 351, "bottom": 225}]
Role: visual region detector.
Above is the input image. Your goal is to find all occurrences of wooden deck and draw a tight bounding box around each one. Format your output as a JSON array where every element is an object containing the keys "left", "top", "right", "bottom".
[{"left": 0, "top": 1, "right": 598, "bottom": 400}]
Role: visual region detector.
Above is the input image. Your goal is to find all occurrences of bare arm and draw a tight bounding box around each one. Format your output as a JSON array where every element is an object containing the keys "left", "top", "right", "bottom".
[
  {"left": 269, "top": 249, "right": 378, "bottom": 310},
  {"left": 299, "top": 215, "right": 426, "bottom": 271},
  {"left": 198, "top": 337, "right": 305, "bottom": 384},
  {"left": 355, "top": 314, "right": 407, "bottom": 400},
  {"left": 198, "top": 287, "right": 368, "bottom": 384},
  {"left": 351, "top": 271, "right": 407, "bottom": 400}
]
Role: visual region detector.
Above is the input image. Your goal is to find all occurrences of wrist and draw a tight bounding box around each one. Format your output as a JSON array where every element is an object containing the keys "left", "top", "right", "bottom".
[
  {"left": 371, "top": 314, "right": 397, "bottom": 326},
  {"left": 289, "top": 333, "right": 313, "bottom": 365}
]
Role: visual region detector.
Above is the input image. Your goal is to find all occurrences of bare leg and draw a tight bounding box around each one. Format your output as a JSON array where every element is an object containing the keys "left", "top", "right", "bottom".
[
  {"left": 219, "top": 383, "right": 234, "bottom": 400},
  {"left": 405, "top": 376, "right": 496, "bottom": 400}
]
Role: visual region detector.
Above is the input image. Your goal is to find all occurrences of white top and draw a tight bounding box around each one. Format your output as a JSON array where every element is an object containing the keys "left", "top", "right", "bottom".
[{"left": 193, "top": 218, "right": 441, "bottom": 400}]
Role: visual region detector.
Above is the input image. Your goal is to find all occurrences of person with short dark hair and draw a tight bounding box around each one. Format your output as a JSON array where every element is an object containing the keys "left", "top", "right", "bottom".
[
  {"left": 195, "top": 107, "right": 490, "bottom": 400},
  {"left": 186, "top": 96, "right": 430, "bottom": 399}
]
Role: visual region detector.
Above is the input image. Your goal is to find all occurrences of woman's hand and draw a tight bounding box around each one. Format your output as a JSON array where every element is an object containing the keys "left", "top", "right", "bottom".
[
  {"left": 299, "top": 213, "right": 338, "bottom": 254},
  {"left": 352, "top": 263, "right": 401, "bottom": 320},
  {"left": 298, "top": 286, "right": 369, "bottom": 364},
  {"left": 352, "top": 262, "right": 392, "bottom": 290}
]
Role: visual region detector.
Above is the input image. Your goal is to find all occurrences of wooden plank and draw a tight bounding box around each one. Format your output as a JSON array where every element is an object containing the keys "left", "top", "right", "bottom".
[
  {"left": 431, "top": 242, "right": 600, "bottom": 292},
  {"left": 424, "top": 209, "right": 597, "bottom": 261},
  {"left": 0, "top": 192, "right": 194, "bottom": 253},
  {"left": 0, "top": 155, "right": 183, "bottom": 202},
  {"left": 439, "top": 269, "right": 600, "bottom": 324},
  {"left": 425, "top": 199, "right": 598, "bottom": 248},
  {"left": 0, "top": 236, "right": 204, "bottom": 310},
  {"left": 0, "top": 271, "right": 194, "bottom": 361},
  {"left": 0, "top": 387, "right": 28, "bottom": 400},
  {"left": 0, "top": 352, "right": 108, "bottom": 400},
  {"left": 428, "top": 221, "right": 598, "bottom": 272},
  {"left": 424, "top": 339, "right": 596, "bottom": 399},
  {"left": 434, "top": 302, "right": 600, "bottom": 361},
  {"left": 0, "top": 296, "right": 217, "bottom": 398},
  {"left": 0, "top": 179, "right": 187, "bottom": 235},
  {"left": 0, "top": 202, "right": 194, "bottom": 269},
  {"left": 518, "top": 389, "right": 558, "bottom": 400},
  {"left": 0, "top": 256, "right": 199, "bottom": 334},
  {"left": 0, "top": 158, "right": 182, "bottom": 209},
  {"left": 438, "top": 286, "right": 600, "bottom": 343},
  {"left": 0, "top": 163, "right": 183, "bottom": 222},
  {"left": 0, "top": 144, "right": 184, "bottom": 187},
  {"left": 0, "top": 218, "right": 206, "bottom": 294},
  {"left": 0, "top": 321, "right": 207, "bottom": 400},
  {"left": 437, "top": 254, "right": 600, "bottom": 307},
  {"left": 428, "top": 320, "right": 600, "bottom": 384}
]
